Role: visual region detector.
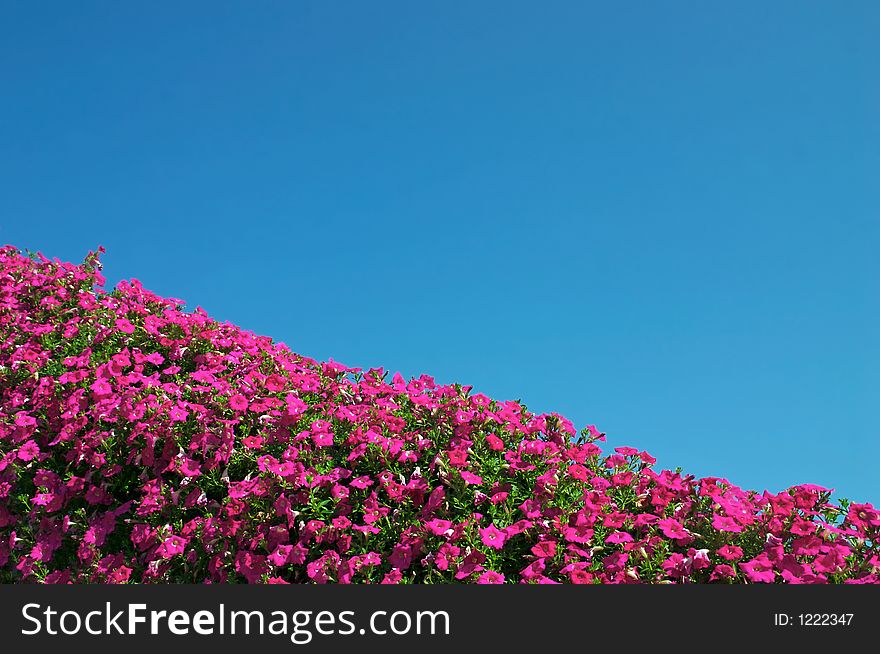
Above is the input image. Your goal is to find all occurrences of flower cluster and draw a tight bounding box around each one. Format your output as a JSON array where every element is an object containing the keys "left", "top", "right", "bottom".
[{"left": 1, "top": 246, "right": 877, "bottom": 584}]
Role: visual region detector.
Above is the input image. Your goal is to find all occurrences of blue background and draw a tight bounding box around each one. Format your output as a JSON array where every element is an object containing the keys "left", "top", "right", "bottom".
[{"left": 2, "top": 2, "right": 877, "bottom": 501}]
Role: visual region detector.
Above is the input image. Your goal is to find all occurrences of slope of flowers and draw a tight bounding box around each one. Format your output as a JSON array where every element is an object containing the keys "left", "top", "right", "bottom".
[{"left": 0, "top": 245, "right": 877, "bottom": 584}]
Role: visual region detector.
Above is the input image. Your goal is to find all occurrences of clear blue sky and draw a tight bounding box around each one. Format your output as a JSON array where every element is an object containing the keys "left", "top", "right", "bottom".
[{"left": 1, "top": 2, "right": 877, "bottom": 502}]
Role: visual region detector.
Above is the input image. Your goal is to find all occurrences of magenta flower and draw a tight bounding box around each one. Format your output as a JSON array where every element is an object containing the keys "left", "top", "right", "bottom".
[
  {"left": 13, "top": 412, "right": 36, "bottom": 428},
  {"left": 531, "top": 541, "right": 557, "bottom": 558},
  {"left": 425, "top": 519, "right": 453, "bottom": 536},
  {"left": 605, "top": 531, "right": 634, "bottom": 545},
  {"left": 168, "top": 406, "right": 189, "bottom": 422},
  {"left": 178, "top": 458, "right": 202, "bottom": 477},
  {"left": 717, "top": 544, "right": 743, "bottom": 561},
  {"left": 479, "top": 524, "right": 507, "bottom": 550},
  {"left": 477, "top": 570, "right": 505, "bottom": 584},
  {"left": 460, "top": 470, "right": 483, "bottom": 485},
  {"left": 711, "top": 513, "right": 743, "bottom": 533},
  {"left": 740, "top": 555, "right": 776, "bottom": 583},
  {"left": 387, "top": 544, "right": 414, "bottom": 570},
  {"left": 265, "top": 374, "right": 286, "bottom": 392},
  {"left": 447, "top": 449, "right": 468, "bottom": 467},
  {"left": 485, "top": 434, "right": 504, "bottom": 451},
  {"left": 381, "top": 570, "right": 403, "bottom": 584},
  {"left": 90, "top": 379, "right": 112, "bottom": 396},
  {"left": 157, "top": 536, "right": 188, "bottom": 559},
  {"left": 657, "top": 518, "right": 690, "bottom": 540},
  {"left": 17, "top": 441, "right": 40, "bottom": 461},
  {"left": 710, "top": 564, "right": 736, "bottom": 581},
  {"left": 115, "top": 318, "right": 136, "bottom": 334},
  {"left": 229, "top": 394, "right": 249, "bottom": 412},
  {"left": 567, "top": 464, "right": 589, "bottom": 482},
  {"left": 269, "top": 545, "right": 293, "bottom": 566},
  {"left": 570, "top": 569, "right": 593, "bottom": 584}
]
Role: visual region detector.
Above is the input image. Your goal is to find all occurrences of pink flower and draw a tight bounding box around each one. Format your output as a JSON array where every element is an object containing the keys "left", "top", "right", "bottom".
[
  {"left": 460, "top": 470, "right": 483, "bottom": 485},
  {"left": 179, "top": 458, "right": 202, "bottom": 477},
  {"left": 387, "top": 544, "right": 414, "bottom": 570},
  {"left": 479, "top": 524, "right": 507, "bottom": 550},
  {"left": 17, "top": 441, "right": 40, "bottom": 461},
  {"left": 477, "top": 570, "right": 505, "bottom": 584},
  {"left": 107, "top": 567, "right": 133, "bottom": 583},
  {"left": 425, "top": 519, "right": 453, "bottom": 536},
  {"left": 485, "top": 434, "right": 504, "bottom": 451},
  {"left": 229, "top": 394, "right": 249, "bottom": 412},
  {"left": 570, "top": 569, "right": 593, "bottom": 584},
  {"left": 605, "top": 531, "right": 633, "bottom": 545},
  {"left": 661, "top": 552, "right": 687, "bottom": 578},
  {"left": 633, "top": 513, "right": 659, "bottom": 529},
  {"left": 717, "top": 544, "right": 743, "bottom": 561},
  {"left": 266, "top": 576, "right": 289, "bottom": 584},
  {"left": 242, "top": 435, "right": 264, "bottom": 449},
  {"left": 269, "top": 545, "right": 293, "bottom": 566},
  {"left": 14, "top": 412, "right": 36, "bottom": 428},
  {"left": 687, "top": 548, "right": 711, "bottom": 570},
  {"left": 567, "top": 464, "right": 589, "bottom": 482},
  {"left": 265, "top": 374, "right": 286, "bottom": 392},
  {"left": 712, "top": 514, "right": 743, "bottom": 533},
  {"left": 32, "top": 493, "right": 54, "bottom": 506},
  {"left": 455, "top": 551, "right": 486, "bottom": 579},
  {"left": 115, "top": 318, "right": 136, "bottom": 334},
  {"left": 350, "top": 476, "right": 373, "bottom": 489},
  {"left": 454, "top": 410, "right": 475, "bottom": 424},
  {"left": 603, "top": 551, "right": 628, "bottom": 574},
  {"left": 740, "top": 555, "right": 775, "bottom": 583},
  {"left": 311, "top": 431, "right": 335, "bottom": 447},
  {"left": 447, "top": 449, "right": 468, "bottom": 467},
  {"left": 657, "top": 518, "right": 690, "bottom": 540},
  {"left": 710, "top": 564, "right": 736, "bottom": 581},
  {"left": 157, "top": 535, "right": 188, "bottom": 559},
  {"left": 90, "top": 379, "right": 112, "bottom": 396},
  {"left": 381, "top": 570, "right": 403, "bottom": 584},
  {"left": 168, "top": 406, "right": 189, "bottom": 422},
  {"left": 531, "top": 541, "right": 557, "bottom": 558},
  {"left": 285, "top": 395, "right": 308, "bottom": 416}
]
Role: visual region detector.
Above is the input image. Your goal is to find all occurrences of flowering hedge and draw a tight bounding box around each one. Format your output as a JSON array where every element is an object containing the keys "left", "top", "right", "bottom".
[{"left": 0, "top": 246, "right": 877, "bottom": 584}]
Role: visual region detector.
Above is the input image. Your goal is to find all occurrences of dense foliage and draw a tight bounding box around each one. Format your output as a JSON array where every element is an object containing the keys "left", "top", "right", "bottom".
[{"left": 1, "top": 245, "right": 877, "bottom": 583}]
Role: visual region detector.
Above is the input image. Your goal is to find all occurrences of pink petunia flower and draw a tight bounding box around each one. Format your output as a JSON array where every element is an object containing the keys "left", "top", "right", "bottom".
[
  {"left": 710, "top": 564, "right": 736, "bottom": 581},
  {"left": 265, "top": 374, "right": 286, "bottom": 392},
  {"left": 460, "top": 470, "right": 483, "bottom": 485},
  {"left": 531, "top": 541, "right": 557, "bottom": 558},
  {"left": 168, "top": 406, "right": 189, "bottom": 422},
  {"left": 740, "top": 555, "right": 776, "bottom": 583},
  {"left": 567, "top": 464, "right": 589, "bottom": 482},
  {"left": 14, "top": 412, "right": 36, "bottom": 428},
  {"left": 605, "top": 531, "right": 634, "bottom": 545},
  {"left": 179, "top": 458, "right": 202, "bottom": 477},
  {"left": 90, "top": 379, "right": 113, "bottom": 396},
  {"left": 712, "top": 513, "right": 743, "bottom": 533},
  {"left": 425, "top": 519, "right": 453, "bottom": 536},
  {"left": 657, "top": 518, "right": 690, "bottom": 540},
  {"left": 115, "top": 318, "right": 136, "bottom": 334},
  {"left": 485, "top": 434, "right": 505, "bottom": 451},
  {"left": 269, "top": 545, "right": 293, "bottom": 566},
  {"left": 17, "top": 441, "right": 40, "bottom": 461},
  {"left": 479, "top": 524, "right": 507, "bottom": 550},
  {"left": 477, "top": 570, "right": 505, "bottom": 584},
  {"left": 229, "top": 394, "right": 249, "bottom": 412},
  {"left": 157, "top": 535, "right": 188, "bottom": 559},
  {"left": 717, "top": 544, "right": 743, "bottom": 561}
]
